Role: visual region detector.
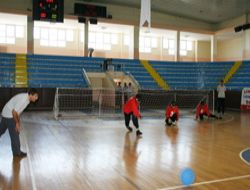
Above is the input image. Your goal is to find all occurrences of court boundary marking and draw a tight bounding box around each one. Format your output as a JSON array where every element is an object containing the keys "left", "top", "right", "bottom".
[
  {"left": 215, "top": 113, "right": 234, "bottom": 125},
  {"left": 239, "top": 147, "right": 250, "bottom": 166},
  {"left": 158, "top": 174, "right": 250, "bottom": 190},
  {"left": 21, "top": 128, "right": 37, "bottom": 190}
]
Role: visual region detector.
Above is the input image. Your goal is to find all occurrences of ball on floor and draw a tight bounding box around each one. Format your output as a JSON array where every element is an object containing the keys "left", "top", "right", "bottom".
[{"left": 180, "top": 168, "right": 195, "bottom": 186}]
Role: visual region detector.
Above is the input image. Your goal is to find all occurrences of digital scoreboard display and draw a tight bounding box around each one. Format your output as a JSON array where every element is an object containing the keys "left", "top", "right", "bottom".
[
  {"left": 74, "top": 3, "right": 107, "bottom": 18},
  {"left": 33, "top": 0, "right": 64, "bottom": 22}
]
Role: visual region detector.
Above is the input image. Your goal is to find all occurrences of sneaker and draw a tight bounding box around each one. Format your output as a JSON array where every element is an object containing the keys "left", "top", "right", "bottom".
[
  {"left": 136, "top": 130, "right": 142, "bottom": 136},
  {"left": 13, "top": 151, "right": 27, "bottom": 158},
  {"left": 126, "top": 126, "right": 133, "bottom": 132}
]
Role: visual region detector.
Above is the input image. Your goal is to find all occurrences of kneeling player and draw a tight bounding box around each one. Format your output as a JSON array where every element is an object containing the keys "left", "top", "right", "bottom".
[
  {"left": 165, "top": 101, "right": 179, "bottom": 126},
  {"left": 196, "top": 100, "right": 218, "bottom": 121}
]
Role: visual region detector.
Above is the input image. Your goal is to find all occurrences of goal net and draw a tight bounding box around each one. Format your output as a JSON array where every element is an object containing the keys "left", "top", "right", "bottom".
[
  {"left": 53, "top": 88, "right": 214, "bottom": 120},
  {"left": 139, "top": 90, "right": 214, "bottom": 118}
]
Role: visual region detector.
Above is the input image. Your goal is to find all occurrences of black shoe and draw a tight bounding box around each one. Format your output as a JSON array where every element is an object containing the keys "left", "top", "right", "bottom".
[
  {"left": 126, "top": 126, "right": 133, "bottom": 132},
  {"left": 136, "top": 130, "right": 142, "bottom": 136},
  {"left": 14, "top": 151, "right": 27, "bottom": 158}
]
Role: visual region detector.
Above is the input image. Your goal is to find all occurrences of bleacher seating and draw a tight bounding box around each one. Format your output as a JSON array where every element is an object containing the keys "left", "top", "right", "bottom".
[
  {"left": 227, "top": 61, "right": 250, "bottom": 90},
  {"left": 112, "top": 58, "right": 161, "bottom": 89},
  {"left": 149, "top": 61, "right": 234, "bottom": 90},
  {"left": 0, "top": 53, "right": 16, "bottom": 87},
  {"left": 0, "top": 52, "right": 249, "bottom": 90},
  {"left": 27, "top": 54, "right": 104, "bottom": 88}
]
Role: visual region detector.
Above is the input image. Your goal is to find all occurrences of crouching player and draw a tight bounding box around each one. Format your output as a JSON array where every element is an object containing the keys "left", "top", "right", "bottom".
[
  {"left": 165, "top": 101, "right": 179, "bottom": 126},
  {"left": 196, "top": 100, "right": 218, "bottom": 121}
]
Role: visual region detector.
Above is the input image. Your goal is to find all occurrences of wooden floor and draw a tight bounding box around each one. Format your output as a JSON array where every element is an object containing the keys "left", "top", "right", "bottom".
[{"left": 1, "top": 111, "right": 250, "bottom": 190}]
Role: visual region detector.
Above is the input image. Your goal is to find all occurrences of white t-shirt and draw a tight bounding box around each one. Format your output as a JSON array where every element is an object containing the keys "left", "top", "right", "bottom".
[
  {"left": 2, "top": 93, "right": 30, "bottom": 118},
  {"left": 217, "top": 85, "right": 226, "bottom": 98}
]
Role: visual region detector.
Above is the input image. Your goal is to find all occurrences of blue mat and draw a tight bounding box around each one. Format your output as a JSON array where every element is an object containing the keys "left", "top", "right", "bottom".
[{"left": 240, "top": 148, "right": 250, "bottom": 165}]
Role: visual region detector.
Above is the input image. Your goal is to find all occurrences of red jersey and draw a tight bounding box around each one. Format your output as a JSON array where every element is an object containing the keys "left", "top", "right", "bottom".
[
  {"left": 165, "top": 105, "right": 179, "bottom": 120},
  {"left": 196, "top": 103, "right": 210, "bottom": 119},
  {"left": 123, "top": 96, "right": 141, "bottom": 118}
]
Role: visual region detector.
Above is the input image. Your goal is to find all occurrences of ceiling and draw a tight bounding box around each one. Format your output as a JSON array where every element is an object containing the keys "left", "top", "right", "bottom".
[{"left": 80, "top": 0, "right": 250, "bottom": 24}]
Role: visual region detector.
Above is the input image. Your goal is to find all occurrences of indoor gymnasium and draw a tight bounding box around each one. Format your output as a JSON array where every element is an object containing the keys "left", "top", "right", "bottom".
[{"left": 1, "top": 0, "right": 250, "bottom": 189}]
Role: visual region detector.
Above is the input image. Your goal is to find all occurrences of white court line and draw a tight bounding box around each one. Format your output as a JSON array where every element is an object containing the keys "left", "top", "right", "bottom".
[
  {"left": 239, "top": 147, "right": 250, "bottom": 166},
  {"left": 158, "top": 174, "right": 250, "bottom": 190},
  {"left": 216, "top": 113, "right": 234, "bottom": 125},
  {"left": 21, "top": 129, "right": 37, "bottom": 190}
]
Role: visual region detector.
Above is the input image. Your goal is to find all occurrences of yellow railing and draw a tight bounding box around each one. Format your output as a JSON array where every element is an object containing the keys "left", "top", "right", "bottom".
[
  {"left": 140, "top": 60, "right": 169, "bottom": 90},
  {"left": 223, "top": 61, "right": 242, "bottom": 84},
  {"left": 15, "top": 54, "right": 28, "bottom": 87}
]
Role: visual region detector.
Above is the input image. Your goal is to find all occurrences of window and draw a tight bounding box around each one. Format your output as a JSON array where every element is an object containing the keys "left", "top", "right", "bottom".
[
  {"left": 180, "top": 40, "right": 187, "bottom": 50},
  {"left": 41, "top": 28, "right": 49, "bottom": 40},
  {"left": 168, "top": 39, "right": 175, "bottom": 49},
  {"left": 163, "top": 38, "right": 168, "bottom": 49},
  {"left": 162, "top": 38, "right": 176, "bottom": 55},
  {"left": 180, "top": 50, "right": 187, "bottom": 56},
  {"left": 89, "top": 33, "right": 95, "bottom": 43},
  {"left": 15, "top": 26, "right": 24, "bottom": 38},
  {"left": 111, "top": 34, "right": 118, "bottom": 44},
  {"left": 139, "top": 36, "right": 152, "bottom": 53},
  {"left": 88, "top": 31, "right": 114, "bottom": 51},
  {"left": 34, "top": 27, "right": 71, "bottom": 48},
  {"left": 179, "top": 40, "right": 193, "bottom": 56},
  {"left": 124, "top": 35, "right": 129, "bottom": 46},
  {"left": 80, "top": 31, "right": 84, "bottom": 43},
  {"left": 187, "top": 41, "right": 192, "bottom": 51},
  {"left": 58, "top": 30, "right": 66, "bottom": 41},
  {"left": 0, "top": 24, "right": 24, "bottom": 45},
  {"left": 168, "top": 49, "right": 175, "bottom": 55},
  {"left": 103, "top": 33, "right": 110, "bottom": 43},
  {"left": 66, "top": 30, "right": 74, "bottom": 42},
  {"left": 34, "top": 27, "right": 40, "bottom": 39},
  {"left": 7, "top": 25, "right": 15, "bottom": 37},
  {"left": 49, "top": 29, "right": 57, "bottom": 41},
  {"left": 151, "top": 38, "right": 157, "bottom": 48}
]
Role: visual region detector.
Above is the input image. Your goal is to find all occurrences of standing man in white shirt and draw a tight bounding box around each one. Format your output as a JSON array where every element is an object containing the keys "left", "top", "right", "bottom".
[
  {"left": 217, "top": 80, "right": 226, "bottom": 119},
  {"left": 0, "top": 88, "right": 39, "bottom": 157}
]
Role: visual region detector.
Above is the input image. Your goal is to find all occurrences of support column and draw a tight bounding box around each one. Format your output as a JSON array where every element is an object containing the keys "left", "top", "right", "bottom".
[
  {"left": 27, "top": 16, "right": 34, "bottom": 54},
  {"left": 134, "top": 26, "right": 140, "bottom": 59},
  {"left": 211, "top": 35, "right": 217, "bottom": 62},
  {"left": 195, "top": 40, "right": 198, "bottom": 62},
  {"left": 175, "top": 30, "right": 180, "bottom": 62},
  {"left": 242, "top": 30, "right": 250, "bottom": 60},
  {"left": 84, "top": 20, "right": 89, "bottom": 57}
]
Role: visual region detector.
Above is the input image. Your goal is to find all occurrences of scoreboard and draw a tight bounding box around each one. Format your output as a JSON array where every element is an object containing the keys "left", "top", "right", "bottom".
[{"left": 33, "top": 0, "right": 64, "bottom": 22}]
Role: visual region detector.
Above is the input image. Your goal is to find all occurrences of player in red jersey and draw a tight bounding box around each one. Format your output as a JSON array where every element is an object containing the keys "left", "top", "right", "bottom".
[
  {"left": 123, "top": 94, "right": 142, "bottom": 136},
  {"left": 196, "top": 100, "right": 218, "bottom": 121},
  {"left": 165, "top": 101, "right": 179, "bottom": 126}
]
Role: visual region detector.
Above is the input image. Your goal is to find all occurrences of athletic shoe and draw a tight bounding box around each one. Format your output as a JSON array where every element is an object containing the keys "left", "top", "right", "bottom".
[
  {"left": 136, "top": 130, "right": 142, "bottom": 136},
  {"left": 126, "top": 126, "right": 133, "bottom": 132},
  {"left": 13, "top": 151, "right": 27, "bottom": 158}
]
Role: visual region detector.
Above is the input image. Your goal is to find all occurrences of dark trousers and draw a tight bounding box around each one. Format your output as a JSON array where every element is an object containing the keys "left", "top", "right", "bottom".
[
  {"left": 217, "top": 98, "right": 225, "bottom": 114},
  {"left": 0, "top": 117, "right": 21, "bottom": 155},
  {"left": 165, "top": 113, "right": 177, "bottom": 126},
  {"left": 124, "top": 112, "right": 139, "bottom": 129},
  {"left": 199, "top": 113, "right": 217, "bottom": 120}
]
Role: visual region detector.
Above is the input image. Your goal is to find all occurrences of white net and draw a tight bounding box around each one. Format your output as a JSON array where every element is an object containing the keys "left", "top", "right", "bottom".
[
  {"left": 139, "top": 90, "right": 214, "bottom": 118},
  {"left": 53, "top": 88, "right": 214, "bottom": 119}
]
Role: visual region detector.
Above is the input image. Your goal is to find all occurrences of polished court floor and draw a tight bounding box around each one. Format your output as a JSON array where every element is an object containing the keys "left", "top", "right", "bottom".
[{"left": 0, "top": 111, "right": 250, "bottom": 190}]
